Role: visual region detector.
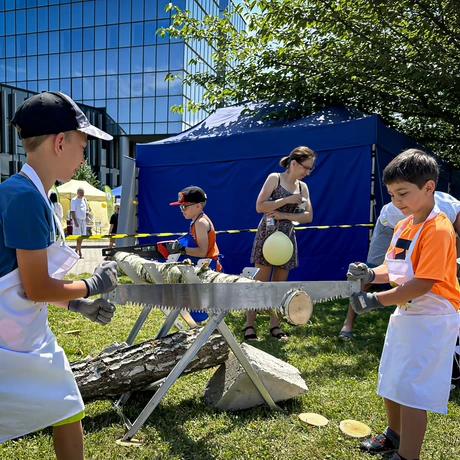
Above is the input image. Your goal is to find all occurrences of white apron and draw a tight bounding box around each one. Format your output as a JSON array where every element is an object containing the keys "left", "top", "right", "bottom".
[
  {"left": 0, "top": 164, "right": 83, "bottom": 443},
  {"left": 377, "top": 208, "right": 460, "bottom": 414}
]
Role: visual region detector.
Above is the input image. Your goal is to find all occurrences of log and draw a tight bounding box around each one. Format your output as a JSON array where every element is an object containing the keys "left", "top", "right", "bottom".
[{"left": 71, "top": 329, "right": 229, "bottom": 403}]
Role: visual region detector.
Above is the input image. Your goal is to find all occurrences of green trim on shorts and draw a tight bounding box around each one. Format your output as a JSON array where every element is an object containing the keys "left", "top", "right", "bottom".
[{"left": 52, "top": 410, "right": 85, "bottom": 427}]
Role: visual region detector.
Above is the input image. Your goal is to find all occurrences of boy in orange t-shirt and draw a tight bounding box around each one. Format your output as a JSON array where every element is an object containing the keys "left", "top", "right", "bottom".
[{"left": 347, "top": 149, "right": 460, "bottom": 460}]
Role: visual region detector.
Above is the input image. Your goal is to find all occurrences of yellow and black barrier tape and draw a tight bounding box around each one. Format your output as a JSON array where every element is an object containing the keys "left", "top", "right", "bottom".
[{"left": 65, "top": 223, "right": 374, "bottom": 240}]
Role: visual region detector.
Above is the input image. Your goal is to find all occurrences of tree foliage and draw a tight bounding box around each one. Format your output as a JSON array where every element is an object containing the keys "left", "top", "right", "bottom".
[
  {"left": 164, "top": 0, "right": 460, "bottom": 165},
  {"left": 71, "top": 159, "right": 101, "bottom": 189}
]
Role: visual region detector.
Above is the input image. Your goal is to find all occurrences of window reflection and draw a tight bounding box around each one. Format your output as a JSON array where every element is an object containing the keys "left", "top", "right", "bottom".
[
  {"left": 49, "top": 31, "right": 59, "bottom": 54},
  {"left": 143, "top": 46, "right": 155, "bottom": 71},
  {"left": 95, "top": 76, "right": 106, "bottom": 99},
  {"left": 38, "top": 55, "right": 48, "bottom": 79},
  {"left": 131, "top": 47, "right": 143, "bottom": 73},
  {"left": 72, "top": 77, "right": 83, "bottom": 100},
  {"left": 119, "top": 23, "right": 130, "bottom": 47},
  {"left": 83, "top": 1, "right": 95, "bottom": 27},
  {"left": 60, "top": 4, "right": 70, "bottom": 29},
  {"left": 16, "top": 9, "right": 26, "bottom": 34},
  {"left": 17, "top": 57, "right": 27, "bottom": 81},
  {"left": 49, "top": 54, "right": 59, "bottom": 78},
  {"left": 60, "top": 53, "right": 70, "bottom": 78},
  {"left": 132, "top": 22, "right": 143, "bottom": 46},
  {"left": 49, "top": 6, "right": 59, "bottom": 30},
  {"left": 83, "top": 76, "right": 94, "bottom": 99},
  {"left": 60, "top": 30, "right": 70, "bottom": 53},
  {"left": 83, "top": 51, "right": 94, "bottom": 76},
  {"left": 95, "top": 0, "right": 106, "bottom": 26},
  {"left": 6, "top": 12, "right": 14, "bottom": 35},
  {"left": 118, "top": 98, "right": 130, "bottom": 123},
  {"left": 83, "top": 27, "right": 94, "bottom": 51},
  {"left": 95, "top": 50, "right": 106, "bottom": 75},
  {"left": 38, "top": 32, "right": 48, "bottom": 54},
  {"left": 72, "top": 52, "right": 82, "bottom": 77},
  {"left": 27, "top": 8, "right": 37, "bottom": 33},
  {"left": 120, "top": 0, "right": 131, "bottom": 23},
  {"left": 72, "top": 29, "right": 82, "bottom": 52},
  {"left": 27, "top": 56, "right": 37, "bottom": 80},
  {"left": 107, "top": 0, "right": 118, "bottom": 24},
  {"left": 6, "top": 37, "right": 15, "bottom": 57},
  {"left": 95, "top": 26, "right": 106, "bottom": 49},
  {"left": 72, "top": 2, "right": 82, "bottom": 28},
  {"left": 16, "top": 36, "right": 27, "bottom": 57},
  {"left": 107, "top": 25, "right": 118, "bottom": 48},
  {"left": 131, "top": 98, "right": 142, "bottom": 123},
  {"left": 107, "top": 49, "right": 118, "bottom": 74},
  {"left": 131, "top": 74, "right": 142, "bottom": 97}
]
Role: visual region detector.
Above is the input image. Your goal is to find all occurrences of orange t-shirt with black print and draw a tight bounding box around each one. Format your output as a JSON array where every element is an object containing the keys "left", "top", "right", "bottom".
[{"left": 390, "top": 212, "right": 460, "bottom": 311}]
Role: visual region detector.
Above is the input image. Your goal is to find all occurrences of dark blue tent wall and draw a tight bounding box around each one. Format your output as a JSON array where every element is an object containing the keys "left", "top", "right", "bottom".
[{"left": 136, "top": 106, "right": 455, "bottom": 281}]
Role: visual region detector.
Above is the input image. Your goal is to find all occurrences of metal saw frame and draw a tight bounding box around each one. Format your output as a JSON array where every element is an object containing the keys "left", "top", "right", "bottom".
[{"left": 106, "top": 260, "right": 359, "bottom": 442}]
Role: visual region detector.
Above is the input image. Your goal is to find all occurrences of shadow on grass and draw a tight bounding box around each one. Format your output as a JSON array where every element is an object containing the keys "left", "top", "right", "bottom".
[{"left": 83, "top": 392, "right": 295, "bottom": 459}]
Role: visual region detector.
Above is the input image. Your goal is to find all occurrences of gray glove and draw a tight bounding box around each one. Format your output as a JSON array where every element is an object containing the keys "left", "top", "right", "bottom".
[
  {"left": 347, "top": 262, "right": 375, "bottom": 283},
  {"left": 68, "top": 298, "right": 116, "bottom": 325},
  {"left": 82, "top": 261, "right": 118, "bottom": 298},
  {"left": 350, "top": 291, "right": 384, "bottom": 315},
  {"left": 167, "top": 240, "right": 186, "bottom": 255}
]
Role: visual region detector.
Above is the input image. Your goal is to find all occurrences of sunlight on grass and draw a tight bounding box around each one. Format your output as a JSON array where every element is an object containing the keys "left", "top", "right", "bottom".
[{"left": 1, "top": 285, "right": 459, "bottom": 459}]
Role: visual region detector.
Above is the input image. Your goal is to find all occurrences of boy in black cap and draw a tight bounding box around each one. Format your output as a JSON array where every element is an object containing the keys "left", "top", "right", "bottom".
[
  {"left": 162, "top": 186, "right": 221, "bottom": 323},
  {"left": 0, "top": 92, "right": 118, "bottom": 457}
]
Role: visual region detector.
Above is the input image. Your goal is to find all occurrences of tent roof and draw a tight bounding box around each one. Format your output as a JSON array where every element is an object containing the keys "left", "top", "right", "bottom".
[
  {"left": 57, "top": 179, "right": 106, "bottom": 199},
  {"left": 144, "top": 103, "right": 366, "bottom": 145}
]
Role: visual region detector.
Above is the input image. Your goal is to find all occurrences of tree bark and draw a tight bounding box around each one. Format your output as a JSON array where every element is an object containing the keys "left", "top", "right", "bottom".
[{"left": 71, "top": 329, "right": 229, "bottom": 403}]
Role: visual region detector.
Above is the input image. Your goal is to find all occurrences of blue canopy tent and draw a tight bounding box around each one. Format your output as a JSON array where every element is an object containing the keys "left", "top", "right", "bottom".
[
  {"left": 112, "top": 185, "right": 122, "bottom": 198},
  {"left": 136, "top": 103, "right": 456, "bottom": 281}
]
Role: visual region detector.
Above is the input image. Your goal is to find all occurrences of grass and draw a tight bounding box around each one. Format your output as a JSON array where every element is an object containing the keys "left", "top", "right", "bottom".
[{"left": 1, "top": 274, "right": 459, "bottom": 459}]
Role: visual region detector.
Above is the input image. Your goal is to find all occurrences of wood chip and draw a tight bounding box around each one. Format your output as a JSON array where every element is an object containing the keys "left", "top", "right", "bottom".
[
  {"left": 64, "top": 330, "right": 82, "bottom": 335},
  {"left": 339, "top": 419, "right": 372, "bottom": 438},
  {"left": 298, "top": 412, "right": 329, "bottom": 426}
]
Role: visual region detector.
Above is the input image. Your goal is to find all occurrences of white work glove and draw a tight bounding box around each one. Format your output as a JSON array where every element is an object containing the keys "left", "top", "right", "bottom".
[
  {"left": 350, "top": 291, "right": 384, "bottom": 315},
  {"left": 347, "top": 262, "right": 375, "bottom": 284},
  {"left": 68, "top": 298, "right": 116, "bottom": 325},
  {"left": 82, "top": 261, "right": 118, "bottom": 297}
]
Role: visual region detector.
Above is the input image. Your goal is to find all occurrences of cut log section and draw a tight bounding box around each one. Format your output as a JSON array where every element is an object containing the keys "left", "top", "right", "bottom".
[{"left": 71, "top": 329, "right": 229, "bottom": 403}]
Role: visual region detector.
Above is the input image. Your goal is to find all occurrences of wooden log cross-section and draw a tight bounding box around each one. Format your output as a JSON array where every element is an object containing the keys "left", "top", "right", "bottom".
[{"left": 71, "top": 329, "right": 229, "bottom": 403}]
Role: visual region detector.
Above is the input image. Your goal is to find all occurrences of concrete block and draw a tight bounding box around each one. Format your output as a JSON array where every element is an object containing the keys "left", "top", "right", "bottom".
[{"left": 203, "top": 343, "right": 308, "bottom": 411}]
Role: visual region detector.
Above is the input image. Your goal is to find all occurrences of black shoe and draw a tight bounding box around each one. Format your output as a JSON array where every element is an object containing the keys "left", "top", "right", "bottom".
[
  {"left": 270, "top": 326, "right": 289, "bottom": 340},
  {"left": 360, "top": 426, "right": 400, "bottom": 455},
  {"left": 243, "top": 326, "right": 258, "bottom": 341}
]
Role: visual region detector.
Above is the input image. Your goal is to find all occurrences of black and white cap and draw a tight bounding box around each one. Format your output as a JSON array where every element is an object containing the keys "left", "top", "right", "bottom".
[{"left": 11, "top": 91, "right": 113, "bottom": 141}]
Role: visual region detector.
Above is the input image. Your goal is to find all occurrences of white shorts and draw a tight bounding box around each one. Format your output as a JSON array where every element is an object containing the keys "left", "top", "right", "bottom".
[
  {"left": 366, "top": 219, "right": 393, "bottom": 267},
  {"left": 72, "top": 218, "right": 87, "bottom": 236}
]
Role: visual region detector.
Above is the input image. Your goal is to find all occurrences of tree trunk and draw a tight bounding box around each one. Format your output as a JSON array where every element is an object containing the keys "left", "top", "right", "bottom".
[{"left": 71, "top": 329, "right": 229, "bottom": 403}]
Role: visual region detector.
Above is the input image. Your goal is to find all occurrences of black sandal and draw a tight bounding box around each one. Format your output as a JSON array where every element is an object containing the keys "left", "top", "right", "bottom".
[
  {"left": 270, "top": 326, "right": 289, "bottom": 340},
  {"left": 243, "top": 326, "right": 258, "bottom": 341}
]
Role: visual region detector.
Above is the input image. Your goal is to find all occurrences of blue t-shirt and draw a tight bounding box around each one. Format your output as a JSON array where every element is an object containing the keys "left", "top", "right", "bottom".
[{"left": 0, "top": 174, "right": 54, "bottom": 278}]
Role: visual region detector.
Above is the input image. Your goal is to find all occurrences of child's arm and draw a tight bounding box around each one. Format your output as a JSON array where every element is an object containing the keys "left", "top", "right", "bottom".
[
  {"left": 184, "top": 218, "right": 209, "bottom": 258},
  {"left": 17, "top": 249, "right": 117, "bottom": 303},
  {"left": 376, "top": 278, "right": 435, "bottom": 306}
]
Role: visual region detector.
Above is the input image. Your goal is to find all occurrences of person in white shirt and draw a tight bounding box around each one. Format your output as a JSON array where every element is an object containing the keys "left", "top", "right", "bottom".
[
  {"left": 70, "top": 187, "right": 88, "bottom": 258},
  {"left": 338, "top": 191, "right": 460, "bottom": 340},
  {"left": 49, "top": 192, "right": 63, "bottom": 223}
]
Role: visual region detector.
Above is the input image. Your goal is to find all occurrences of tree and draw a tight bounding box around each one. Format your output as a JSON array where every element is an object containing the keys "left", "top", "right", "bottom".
[
  {"left": 164, "top": 0, "right": 460, "bottom": 165},
  {"left": 72, "top": 159, "right": 101, "bottom": 189}
]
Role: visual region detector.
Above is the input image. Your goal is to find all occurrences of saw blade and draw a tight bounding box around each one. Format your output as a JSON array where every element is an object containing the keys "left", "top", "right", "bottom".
[{"left": 104, "top": 281, "right": 359, "bottom": 312}]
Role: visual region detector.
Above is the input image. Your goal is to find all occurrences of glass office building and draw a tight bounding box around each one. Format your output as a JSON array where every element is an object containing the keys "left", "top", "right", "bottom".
[
  {"left": 0, "top": 0, "right": 244, "bottom": 184},
  {"left": 0, "top": 82, "right": 124, "bottom": 183}
]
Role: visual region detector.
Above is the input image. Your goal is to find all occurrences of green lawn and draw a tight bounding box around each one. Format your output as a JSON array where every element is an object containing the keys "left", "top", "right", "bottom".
[{"left": 1, "top": 275, "right": 459, "bottom": 459}]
